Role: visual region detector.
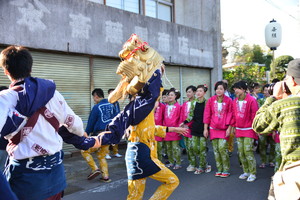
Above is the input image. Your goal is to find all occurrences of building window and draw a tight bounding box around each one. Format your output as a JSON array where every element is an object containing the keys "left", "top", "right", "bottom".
[
  {"left": 145, "top": 0, "right": 173, "bottom": 22},
  {"left": 106, "top": 0, "right": 140, "bottom": 14}
]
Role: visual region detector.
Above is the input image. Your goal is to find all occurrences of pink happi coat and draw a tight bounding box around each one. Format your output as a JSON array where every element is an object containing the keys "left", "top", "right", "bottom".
[
  {"left": 163, "top": 102, "right": 181, "bottom": 141},
  {"left": 154, "top": 102, "right": 166, "bottom": 142},
  {"left": 203, "top": 95, "right": 233, "bottom": 140},
  {"left": 180, "top": 100, "right": 193, "bottom": 138},
  {"left": 232, "top": 93, "right": 259, "bottom": 140}
]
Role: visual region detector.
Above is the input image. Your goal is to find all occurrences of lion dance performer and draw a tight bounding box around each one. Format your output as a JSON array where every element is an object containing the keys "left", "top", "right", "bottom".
[{"left": 100, "top": 34, "right": 187, "bottom": 200}]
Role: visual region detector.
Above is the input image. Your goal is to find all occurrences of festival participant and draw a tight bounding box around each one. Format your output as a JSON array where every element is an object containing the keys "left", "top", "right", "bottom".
[
  {"left": 180, "top": 85, "right": 196, "bottom": 172},
  {"left": 163, "top": 88, "right": 182, "bottom": 169},
  {"left": 100, "top": 34, "right": 188, "bottom": 200},
  {"left": 204, "top": 81, "right": 233, "bottom": 178},
  {"left": 0, "top": 46, "right": 101, "bottom": 200},
  {"left": 232, "top": 81, "right": 259, "bottom": 182},
  {"left": 257, "top": 84, "right": 275, "bottom": 169},
  {"left": 182, "top": 84, "right": 211, "bottom": 174},
  {"left": 154, "top": 100, "right": 166, "bottom": 161}
]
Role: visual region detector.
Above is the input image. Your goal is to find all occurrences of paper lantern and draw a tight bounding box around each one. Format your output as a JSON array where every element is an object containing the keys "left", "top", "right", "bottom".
[{"left": 265, "top": 19, "right": 282, "bottom": 50}]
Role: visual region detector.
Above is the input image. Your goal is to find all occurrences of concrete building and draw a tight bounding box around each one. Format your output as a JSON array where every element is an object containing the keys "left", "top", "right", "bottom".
[{"left": 0, "top": 0, "right": 222, "bottom": 151}]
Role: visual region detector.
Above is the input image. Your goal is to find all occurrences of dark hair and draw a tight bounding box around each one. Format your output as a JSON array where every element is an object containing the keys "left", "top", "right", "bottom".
[
  {"left": 251, "top": 82, "right": 260, "bottom": 89},
  {"left": 186, "top": 85, "right": 196, "bottom": 92},
  {"left": 167, "top": 88, "right": 181, "bottom": 100},
  {"left": 197, "top": 84, "right": 208, "bottom": 92},
  {"left": 272, "top": 78, "right": 280, "bottom": 83},
  {"left": 162, "top": 89, "right": 168, "bottom": 96},
  {"left": 262, "top": 84, "right": 270, "bottom": 90},
  {"left": 0, "top": 86, "right": 8, "bottom": 91},
  {"left": 232, "top": 81, "right": 248, "bottom": 91},
  {"left": 214, "top": 81, "right": 227, "bottom": 91},
  {"left": 0, "top": 46, "right": 32, "bottom": 80},
  {"left": 108, "top": 88, "right": 114, "bottom": 94},
  {"left": 92, "top": 88, "right": 104, "bottom": 98}
]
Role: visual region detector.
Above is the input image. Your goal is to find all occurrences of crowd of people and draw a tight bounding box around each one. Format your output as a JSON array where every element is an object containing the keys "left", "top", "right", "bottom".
[{"left": 153, "top": 79, "right": 287, "bottom": 183}]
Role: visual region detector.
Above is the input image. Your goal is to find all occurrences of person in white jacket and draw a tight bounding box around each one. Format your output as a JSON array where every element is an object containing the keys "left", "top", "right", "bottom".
[{"left": 0, "top": 46, "right": 100, "bottom": 200}]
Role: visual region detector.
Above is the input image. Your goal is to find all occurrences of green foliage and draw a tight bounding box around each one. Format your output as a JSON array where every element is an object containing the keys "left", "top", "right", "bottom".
[
  {"left": 223, "top": 63, "right": 266, "bottom": 91},
  {"left": 271, "top": 55, "right": 294, "bottom": 80}
]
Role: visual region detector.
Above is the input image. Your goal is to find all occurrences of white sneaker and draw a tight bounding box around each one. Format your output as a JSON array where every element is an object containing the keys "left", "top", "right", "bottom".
[
  {"left": 105, "top": 154, "right": 112, "bottom": 160},
  {"left": 239, "top": 173, "right": 250, "bottom": 179},
  {"left": 205, "top": 165, "right": 212, "bottom": 173},
  {"left": 247, "top": 174, "right": 256, "bottom": 182},
  {"left": 186, "top": 165, "right": 196, "bottom": 172},
  {"left": 114, "top": 153, "right": 122, "bottom": 158}
]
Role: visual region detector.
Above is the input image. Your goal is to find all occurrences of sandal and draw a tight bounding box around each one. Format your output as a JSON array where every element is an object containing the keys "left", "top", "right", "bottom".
[
  {"left": 173, "top": 164, "right": 182, "bottom": 170},
  {"left": 259, "top": 163, "right": 266, "bottom": 168}
]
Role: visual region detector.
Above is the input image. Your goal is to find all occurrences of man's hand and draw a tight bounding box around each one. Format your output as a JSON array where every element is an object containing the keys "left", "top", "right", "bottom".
[
  {"left": 168, "top": 127, "right": 189, "bottom": 136},
  {"left": 92, "top": 131, "right": 112, "bottom": 148}
]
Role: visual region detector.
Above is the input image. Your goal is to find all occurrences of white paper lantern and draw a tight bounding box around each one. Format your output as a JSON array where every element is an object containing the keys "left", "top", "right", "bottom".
[{"left": 265, "top": 19, "right": 282, "bottom": 50}]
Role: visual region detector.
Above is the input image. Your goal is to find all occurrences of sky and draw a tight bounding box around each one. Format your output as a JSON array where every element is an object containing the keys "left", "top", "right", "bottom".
[{"left": 221, "top": 0, "right": 300, "bottom": 62}]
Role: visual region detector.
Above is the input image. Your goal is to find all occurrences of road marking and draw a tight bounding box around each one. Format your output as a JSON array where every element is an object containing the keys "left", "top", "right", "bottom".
[{"left": 80, "top": 179, "right": 127, "bottom": 194}]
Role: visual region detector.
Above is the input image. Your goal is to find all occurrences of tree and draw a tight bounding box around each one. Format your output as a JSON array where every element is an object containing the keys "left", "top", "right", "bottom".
[
  {"left": 223, "top": 63, "right": 266, "bottom": 91},
  {"left": 271, "top": 55, "right": 294, "bottom": 80}
]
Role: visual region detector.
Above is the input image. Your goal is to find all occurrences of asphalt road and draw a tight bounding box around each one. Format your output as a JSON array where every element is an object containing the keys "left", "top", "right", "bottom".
[{"left": 63, "top": 143, "right": 274, "bottom": 200}]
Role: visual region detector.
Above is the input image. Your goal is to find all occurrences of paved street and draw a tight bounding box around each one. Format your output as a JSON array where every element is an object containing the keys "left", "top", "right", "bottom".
[{"left": 63, "top": 143, "right": 273, "bottom": 200}]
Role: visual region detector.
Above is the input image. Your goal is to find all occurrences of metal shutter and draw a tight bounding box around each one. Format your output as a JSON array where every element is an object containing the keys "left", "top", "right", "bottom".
[
  {"left": 181, "top": 67, "right": 211, "bottom": 101},
  {"left": 93, "top": 57, "right": 131, "bottom": 109}
]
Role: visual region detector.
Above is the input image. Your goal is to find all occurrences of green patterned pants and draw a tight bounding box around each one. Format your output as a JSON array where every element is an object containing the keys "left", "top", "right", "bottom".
[
  {"left": 212, "top": 138, "right": 230, "bottom": 172},
  {"left": 190, "top": 136, "right": 208, "bottom": 169},
  {"left": 157, "top": 141, "right": 163, "bottom": 161},
  {"left": 274, "top": 143, "right": 282, "bottom": 172},
  {"left": 237, "top": 137, "right": 257, "bottom": 175},
  {"left": 165, "top": 140, "right": 181, "bottom": 165},
  {"left": 184, "top": 137, "right": 193, "bottom": 166},
  {"left": 259, "top": 135, "right": 275, "bottom": 164}
]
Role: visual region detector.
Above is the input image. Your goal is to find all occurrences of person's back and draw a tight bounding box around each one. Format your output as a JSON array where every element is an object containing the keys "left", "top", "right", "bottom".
[
  {"left": 254, "top": 96, "right": 300, "bottom": 167},
  {"left": 0, "top": 46, "right": 85, "bottom": 200}
]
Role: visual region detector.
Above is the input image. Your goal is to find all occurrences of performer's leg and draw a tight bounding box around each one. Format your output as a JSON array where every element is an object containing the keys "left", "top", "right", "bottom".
[
  {"left": 172, "top": 140, "right": 181, "bottom": 166},
  {"left": 244, "top": 138, "right": 256, "bottom": 175},
  {"left": 268, "top": 136, "right": 276, "bottom": 165},
  {"left": 165, "top": 141, "right": 174, "bottom": 165},
  {"left": 212, "top": 139, "right": 223, "bottom": 172},
  {"left": 97, "top": 145, "right": 110, "bottom": 178},
  {"left": 148, "top": 165, "right": 179, "bottom": 200},
  {"left": 81, "top": 148, "right": 98, "bottom": 171},
  {"left": 259, "top": 135, "right": 267, "bottom": 165},
  {"left": 199, "top": 137, "right": 207, "bottom": 169},
  {"left": 127, "top": 178, "right": 146, "bottom": 200},
  {"left": 184, "top": 137, "right": 194, "bottom": 167},
  {"left": 112, "top": 144, "right": 119, "bottom": 155},
  {"left": 157, "top": 141, "right": 163, "bottom": 161},
  {"left": 237, "top": 137, "right": 248, "bottom": 173},
  {"left": 219, "top": 139, "right": 230, "bottom": 172},
  {"left": 274, "top": 143, "right": 281, "bottom": 172}
]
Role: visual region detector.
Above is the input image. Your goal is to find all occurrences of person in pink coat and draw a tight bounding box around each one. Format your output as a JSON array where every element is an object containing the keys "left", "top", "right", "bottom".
[
  {"left": 204, "top": 81, "right": 233, "bottom": 178},
  {"left": 232, "top": 81, "right": 259, "bottom": 182},
  {"left": 154, "top": 100, "right": 166, "bottom": 161},
  {"left": 180, "top": 85, "right": 196, "bottom": 172},
  {"left": 163, "top": 88, "right": 182, "bottom": 169}
]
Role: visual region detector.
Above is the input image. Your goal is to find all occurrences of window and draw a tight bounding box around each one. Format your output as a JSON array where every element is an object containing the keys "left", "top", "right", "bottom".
[
  {"left": 106, "top": 0, "right": 140, "bottom": 14},
  {"left": 145, "top": 0, "right": 173, "bottom": 22}
]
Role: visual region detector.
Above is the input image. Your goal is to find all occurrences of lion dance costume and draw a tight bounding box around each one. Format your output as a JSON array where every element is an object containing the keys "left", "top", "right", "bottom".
[{"left": 101, "top": 34, "right": 179, "bottom": 200}]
